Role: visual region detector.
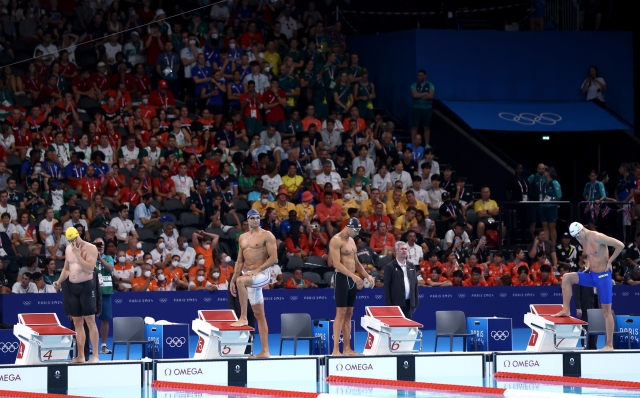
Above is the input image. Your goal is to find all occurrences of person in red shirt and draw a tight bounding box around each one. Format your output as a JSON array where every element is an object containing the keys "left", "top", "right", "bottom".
[
  {"left": 26, "top": 106, "right": 47, "bottom": 134},
  {"left": 284, "top": 267, "right": 318, "bottom": 289},
  {"left": 111, "top": 63, "right": 135, "bottom": 90},
  {"left": 14, "top": 120, "right": 33, "bottom": 159},
  {"left": 462, "top": 267, "right": 488, "bottom": 287},
  {"left": 284, "top": 223, "right": 311, "bottom": 260},
  {"left": 101, "top": 96, "right": 123, "bottom": 127},
  {"left": 262, "top": 79, "right": 287, "bottom": 130},
  {"left": 144, "top": 24, "right": 166, "bottom": 69},
  {"left": 202, "top": 149, "right": 223, "bottom": 177},
  {"left": 58, "top": 50, "right": 77, "bottom": 79},
  {"left": 150, "top": 80, "right": 175, "bottom": 111},
  {"left": 37, "top": 75, "right": 62, "bottom": 104},
  {"left": 71, "top": 68, "right": 95, "bottom": 103},
  {"left": 426, "top": 267, "right": 452, "bottom": 287},
  {"left": 420, "top": 252, "right": 441, "bottom": 281},
  {"left": 239, "top": 81, "right": 263, "bottom": 136},
  {"left": 534, "top": 264, "right": 560, "bottom": 286},
  {"left": 315, "top": 193, "right": 342, "bottom": 237},
  {"left": 107, "top": 82, "right": 133, "bottom": 115},
  {"left": 153, "top": 166, "right": 177, "bottom": 204},
  {"left": 487, "top": 251, "right": 509, "bottom": 286},
  {"left": 131, "top": 64, "right": 152, "bottom": 98},
  {"left": 451, "top": 270, "right": 464, "bottom": 286},
  {"left": 230, "top": 110, "right": 249, "bottom": 143},
  {"left": 5, "top": 108, "right": 24, "bottom": 134},
  {"left": 365, "top": 202, "right": 390, "bottom": 234},
  {"left": 369, "top": 221, "right": 395, "bottom": 257},
  {"left": 22, "top": 63, "right": 44, "bottom": 100},
  {"left": 114, "top": 177, "right": 143, "bottom": 208},
  {"left": 307, "top": 219, "right": 329, "bottom": 258},
  {"left": 530, "top": 252, "right": 551, "bottom": 281},
  {"left": 512, "top": 265, "right": 534, "bottom": 286},
  {"left": 76, "top": 165, "right": 101, "bottom": 200},
  {"left": 509, "top": 248, "right": 528, "bottom": 278},
  {"left": 239, "top": 21, "right": 264, "bottom": 50},
  {"left": 464, "top": 253, "right": 486, "bottom": 280},
  {"left": 91, "top": 62, "right": 111, "bottom": 101}
]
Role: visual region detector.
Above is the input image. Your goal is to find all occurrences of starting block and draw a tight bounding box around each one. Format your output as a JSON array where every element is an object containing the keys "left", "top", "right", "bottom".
[
  {"left": 361, "top": 306, "right": 423, "bottom": 355},
  {"left": 13, "top": 313, "right": 75, "bottom": 365},
  {"left": 524, "top": 304, "right": 587, "bottom": 352},
  {"left": 192, "top": 310, "right": 254, "bottom": 359}
]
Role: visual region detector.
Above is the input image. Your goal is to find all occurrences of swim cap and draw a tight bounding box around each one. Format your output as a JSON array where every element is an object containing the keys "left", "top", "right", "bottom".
[
  {"left": 65, "top": 226, "right": 79, "bottom": 241},
  {"left": 247, "top": 209, "right": 261, "bottom": 218},
  {"left": 346, "top": 217, "right": 362, "bottom": 231},
  {"left": 569, "top": 222, "right": 584, "bottom": 238}
]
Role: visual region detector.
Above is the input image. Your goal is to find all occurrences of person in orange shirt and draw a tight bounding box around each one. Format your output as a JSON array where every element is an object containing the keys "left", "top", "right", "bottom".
[
  {"left": 509, "top": 248, "right": 528, "bottom": 278},
  {"left": 535, "top": 264, "right": 561, "bottom": 286},
  {"left": 189, "top": 267, "right": 215, "bottom": 291},
  {"left": 125, "top": 237, "right": 145, "bottom": 267},
  {"left": 530, "top": 252, "right": 551, "bottom": 281},
  {"left": 308, "top": 219, "right": 329, "bottom": 258},
  {"left": 451, "top": 270, "right": 464, "bottom": 286},
  {"left": 132, "top": 263, "right": 159, "bottom": 291},
  {"left": 487, "top": 251, "right": 509, "bottom": 286},
  {"left": 188, "top": 253, "right": 207, "bottom": 282},
  {"left": 301, "top": 105, "right": 322, "bottom": 132},
  {"left": 285, "top": 268, "right": 318, "bottom": 289},
  {"left": 369, "top": 221, "right": 395, "bottom": 257},
  {"left": 464, "top": 253, "right": 487, "bottom": 280},
  {"left": 315, "top": 193, "right": 343, "bottom": 237},
  {"left": 165, "top": 255, "right": 189, "bottom": 290},
  {"left": 216, "top": 253, "right": 235, "bottom": 283},
  {"left": 420, "top": 252, "right": 441, "bottom": 281},
  {"left": 512, "top": 265, "right": 534, "bottom": 286},
  {"left": 284, "top": 222, "right": 310, "bottom": 260},
  {"left": 207, "top": 264, "right": 229, "bottom": 290},
  {"left": 426, "top": 267, "right": 452, "bottom": 287},
  {"left": 192, "top": 230, "right": 219, "bottom": 273},
  {"left": 463, "top": 267, "right": 488, "bottom": 286},
  {"left": 112, "top": 250, "right": 135, "bottom": 291},
  {"left": 155, "top": 267, "right": 173, "bottom": 291},
  {"left": 441, "top": 251, "right": 462, "bottom": 280}
]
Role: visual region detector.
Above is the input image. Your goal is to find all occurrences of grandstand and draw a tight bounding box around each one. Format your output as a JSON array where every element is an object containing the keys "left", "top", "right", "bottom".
[{"left": 0, "top": 0, "right": 639, "bottom": 395}]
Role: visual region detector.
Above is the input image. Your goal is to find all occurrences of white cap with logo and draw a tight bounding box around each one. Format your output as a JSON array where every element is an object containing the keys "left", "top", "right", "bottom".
[{"left": 569, "top": 222, "right": 584, "bottom": 237}]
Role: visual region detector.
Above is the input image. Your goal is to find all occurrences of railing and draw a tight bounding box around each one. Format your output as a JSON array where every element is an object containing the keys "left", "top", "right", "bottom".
[
  {"left": 545, "top": 0, "right": 580, "bottom": 30},
  {"left": 577, "top": 201, "right": 631, "bottom": 243},
  {"left": 498, "top": 201, "right": 574, "bottom": 249}
]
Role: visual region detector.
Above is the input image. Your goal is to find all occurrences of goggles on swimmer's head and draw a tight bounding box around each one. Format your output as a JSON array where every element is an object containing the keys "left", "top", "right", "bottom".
[
  {"left": 248, "top": 216, "right": 261, "bottom": 221},
  {"left": 346, "top": 217, "right": 361, "bottom": 234}
]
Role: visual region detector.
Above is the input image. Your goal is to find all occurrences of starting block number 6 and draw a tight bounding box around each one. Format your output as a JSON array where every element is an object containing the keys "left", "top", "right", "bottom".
[
  {"left": 43, "top": 350, "right": 53, "bottom": 360},
  {"left": 391, "top": 341, "right": 400, "bottom": 351}
]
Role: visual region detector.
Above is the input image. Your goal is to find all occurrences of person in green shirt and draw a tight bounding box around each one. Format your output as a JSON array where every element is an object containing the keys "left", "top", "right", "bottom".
[
  {"left": 353, "top": 71, "right": 376, "bottom": 125},
  {"left": 300, "top": 60, "right": 328, "bottom": 120},
  {"left": 43, "top": 257, "right": 61, "bottom": 286},
  {"left": 188, "top": 12, "right": 209, "bottom": 38},
  {"left": 277, "top": 63, "right": 300, "bottom": 116},
  {"left": 285, "top": 109, "right": 305, "bottom": 136},
  {"left": 238, "top": 163, "right": 256, "bottom": 196},
  {"left": 284, "top": 38, "right": 305, "bottom": 70},
  {"left": 349, "top": 166, "right": 371, "bottom": 189},
  {"left": 94, "top": 238, "right": 115, "bottom": 354},
  {"left": 410, "top": 69, "right": 435, "bottom": 146},
  {"left": 305, "top": 40, "right": 325, "bottom": 75},
  {"left": 333, "top": 72, "right": 353, "bottom": 119},
  {"left": 347, "top": 53, "right": 367, "bottom": 85}
]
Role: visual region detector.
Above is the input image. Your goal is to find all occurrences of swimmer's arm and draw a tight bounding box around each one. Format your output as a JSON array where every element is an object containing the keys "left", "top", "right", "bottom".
[
  {"left": 595, "top": 233, "right": 625, "bottom": 268},
  {"left": 254, "top": 232, "right": 278, "bottom": 273},
  {"left": 231, "top": 242, "right": 245, "bottom": 284},
  {"left": 354, "top": 252, "right": 370, "bottom": 280},
  {"left": 71, "top": 246, "right": 98, "bottom": 273},
  {"left": 329, "top": 238, "right": 356, "bottom": 279},
  {"left": 57, "top": 259, "right": 70, "bottom": 285}
]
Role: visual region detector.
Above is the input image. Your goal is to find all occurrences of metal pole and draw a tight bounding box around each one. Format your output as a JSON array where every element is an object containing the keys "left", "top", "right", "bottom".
[
  {"left": 336, "top": 5, "right": 339, "bottom": 22},
  {"left": 598, "top": 144, "right": 601, "bottom": 171}
]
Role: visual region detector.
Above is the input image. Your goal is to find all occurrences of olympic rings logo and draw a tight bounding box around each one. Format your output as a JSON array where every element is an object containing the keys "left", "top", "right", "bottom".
[
  {"left": 458, "top": 294, "right": 466, "bottom": 298},
  {"left": 159, "top": 298, "right": 168, "bottom": 303},
  {"left": 491, "top": 331, "right": 510, "bottom": 341},
  {"left": 23, "top": 301, "right": 31, "bottom": 306},
  {"left": 114, "top": 299, "right": 123, "bottom": 304},
  {"left": 203, "top": 298, "right": 212, "bottom": 302},
  {"left": 0, "top": 342, "right": 19, "bottom": 353},
  {"left": 375, "top": 295, "right": 383, "bottom": 300},
  {"left": 290, "top": 296, "right": 298, "bottom": 301},
  {"left": 166, "top": 337, "right": 186, "bottom": 348},
  {"left": 540, "top": 292, "right": 548, "bottom": 297},
  {"left": 499, "top": 293, "right": 508, "bottom": 298},
  {"left": 499, "top": 112, "right": 562, "bottom": 125},
  {"left": 622, "top": 292, "right": 630, "bottom": 297}
]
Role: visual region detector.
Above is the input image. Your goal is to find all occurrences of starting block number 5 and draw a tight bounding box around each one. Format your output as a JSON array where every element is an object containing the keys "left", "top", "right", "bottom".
[
  {"left": 222, "top": 345, "right": 231, "bottom": 354},
  {"left": 43, "top": 350, "right": 53, "bottom": 360}
]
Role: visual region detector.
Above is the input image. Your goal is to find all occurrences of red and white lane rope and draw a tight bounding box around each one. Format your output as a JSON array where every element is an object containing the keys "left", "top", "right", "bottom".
[{"left": 152, "top": 380, "right": 357, "bottom": 398}]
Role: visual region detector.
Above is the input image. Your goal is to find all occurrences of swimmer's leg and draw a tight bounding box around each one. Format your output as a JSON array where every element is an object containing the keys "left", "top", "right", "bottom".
[
  {"left": 231, "top": 276, "right": 253, "bottom": 327},
  {"left": 552, "top": 272, "right": 580, "bottom": 317}
]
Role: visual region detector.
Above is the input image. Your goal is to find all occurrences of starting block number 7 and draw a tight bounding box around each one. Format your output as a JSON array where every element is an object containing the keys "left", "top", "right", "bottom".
[{"left": 43, "top": 350, "right": 53, "bottom": 360}]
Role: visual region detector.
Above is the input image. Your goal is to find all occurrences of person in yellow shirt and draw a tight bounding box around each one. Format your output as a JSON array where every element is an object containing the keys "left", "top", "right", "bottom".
[
  {"left": 473, "top": 186, "right": 505, "bottom": 238},
  {"left": 361, "top": 188, "right": 386, "bottom": 218},
  {"left": 386, "top": 180, "right": 407, "bottom": 203},
  {"left": 251, "top": 189, "right": 275, "bottom": 218},
  {"left": 386, "top": 188, "right": 407, "bottom": 223},
  {"left": 405, "top": 190, "right": 429, "bottom": 215},
  {"left": 296, "top": 191, "right": 316, "bottom": 221},
  {"left": 263, "top": 40, "right": 282, "bottom": 76},
  {"left": 393, "top": 206, "right": 417, "bottom": 239},
  {"left": 334, "top": 192, "right": 359, "bottom": 221},
  {"left": 282, "top": 164, "right": 303, "bottom": 199},
  {"left": 274, "top": 188, "right": 296, "bottom": 221}
]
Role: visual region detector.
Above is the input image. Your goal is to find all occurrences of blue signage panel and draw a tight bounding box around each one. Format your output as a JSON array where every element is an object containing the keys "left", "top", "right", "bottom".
[
  {"left": 467, "top": 317, "right": 513, "bottom": 352},
  {"left": 2, "top": 287, "right": 638, "bottom": 335},
  {"left": 145, "top": 323, "right": 190, "bottom": 359}
]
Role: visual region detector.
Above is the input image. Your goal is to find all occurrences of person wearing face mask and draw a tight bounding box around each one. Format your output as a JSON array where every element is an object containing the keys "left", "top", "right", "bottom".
[
  {"left": 112, "top": 250, "right": 134, "bottom": 291},
  {"left": 192, "top": 230, "right": 219, "bottom": 274},
  {"left": 155, "top": 267, "right": 173, "bottom": 291},
  {"left": 350, "top": 181, "right": 369, "bottom": 206},
  {"left": 189, "top": 268, "right": 214, "bottom": 291},
  {"left": 171, "top": 237, "right": 197, "bottom": 270},
  {"left": 216, "top": 254, "right": 235, "bottom": 283},
  {"left": 207, "top": 266, "right": 229, "bottom": 290},
  {"left": 188, "top": 253, "right": 207, "bottom": 282},
  {"left": 180, "top": 33, "right": 203, "bottom": 100},
  {"left": 164, "top": 255, "right": 189, "bottom": 290},
  {"left": 328, "top": 218, "right": 374, "bottom": 356},
  {"left": 335, "top": 191, "right": 360, "bottom": 221},
  {"left": 150, "top": 237, "right": 172, "bottom": 269},
  {"left": 132, "top": 263, "right": 158, "bottom": 291},
  {"left": 125, "top": 237, "right": 145, "bottom": 268}
]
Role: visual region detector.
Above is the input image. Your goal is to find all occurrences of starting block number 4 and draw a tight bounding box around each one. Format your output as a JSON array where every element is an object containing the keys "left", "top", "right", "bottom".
[{"left": 43, "top": 350, "right": 53, "bottom": 360}]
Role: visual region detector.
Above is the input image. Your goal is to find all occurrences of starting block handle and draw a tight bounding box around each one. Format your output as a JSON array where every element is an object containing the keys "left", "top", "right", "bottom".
[
  {"left": 211, "top": 335, "right": 253, "bottom": 357},
  {"left": 546, "top": 327, "right": 586, "bottom": 351},
  {"left": 365, "top": 327, "right": 423, "bottom": 353}
]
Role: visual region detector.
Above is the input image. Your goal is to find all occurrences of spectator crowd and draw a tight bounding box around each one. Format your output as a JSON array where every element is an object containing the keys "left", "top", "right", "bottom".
[{"left": 0, "top": 0, "right": 638, "bottom": 297}]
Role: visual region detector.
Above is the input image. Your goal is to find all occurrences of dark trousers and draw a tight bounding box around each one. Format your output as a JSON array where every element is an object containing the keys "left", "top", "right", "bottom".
[{"left": 400, "top": 299, "right": 412, "bottom": 319}]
